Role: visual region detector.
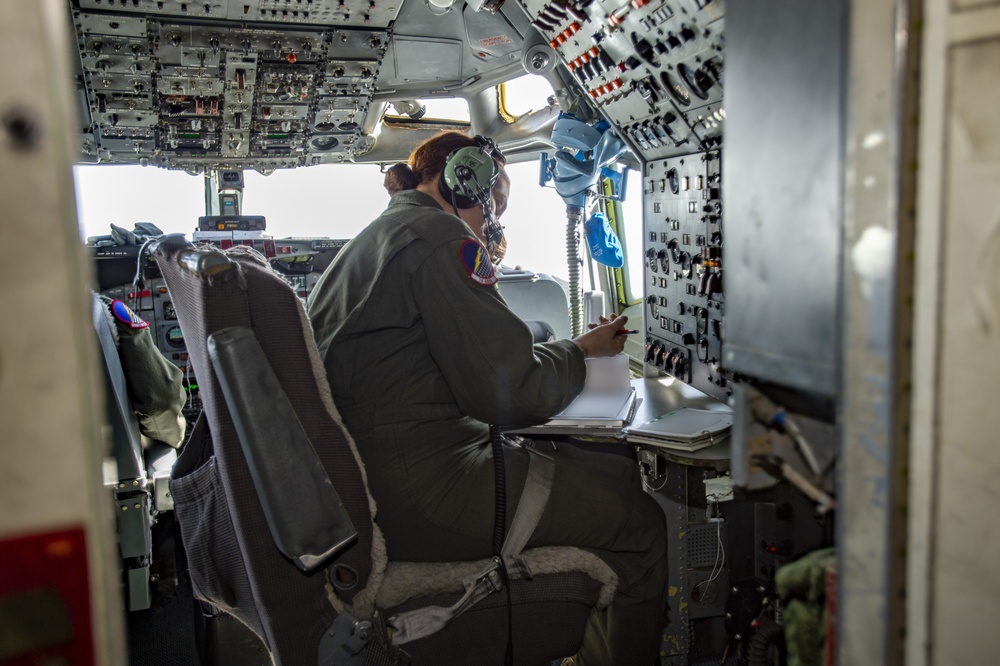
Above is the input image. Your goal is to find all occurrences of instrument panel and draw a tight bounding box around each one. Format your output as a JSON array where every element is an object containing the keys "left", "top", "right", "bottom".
[
  {"left": 72, "top": 0, "right": 392, "bottom": 170},
  {"left": 517, "top": 0, "right": 724, "bottom": 161},
  {"left": 641, "top": 148, "right": 728, "bottom": 400},
  {"left": 514, "top": 0, "right": 730, "bottom": 398}
]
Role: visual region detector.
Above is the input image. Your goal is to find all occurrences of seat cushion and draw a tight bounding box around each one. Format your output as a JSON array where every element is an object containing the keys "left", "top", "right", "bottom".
[
  {"left": 377, "top": 546, "right": 617, "bottom": 610},
  {"left": 388, "top": 572, "right": 601, "bottom": 666}
]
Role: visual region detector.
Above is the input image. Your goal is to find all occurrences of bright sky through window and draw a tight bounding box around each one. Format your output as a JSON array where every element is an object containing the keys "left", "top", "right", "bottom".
[{"left": 501, "top": 75, "right": 555, "bottom": 118}]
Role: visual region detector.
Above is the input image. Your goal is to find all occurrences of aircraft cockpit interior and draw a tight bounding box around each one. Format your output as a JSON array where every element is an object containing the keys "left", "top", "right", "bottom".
[{"left": 2, "top": 0, "right": 997, "bottom": 664}]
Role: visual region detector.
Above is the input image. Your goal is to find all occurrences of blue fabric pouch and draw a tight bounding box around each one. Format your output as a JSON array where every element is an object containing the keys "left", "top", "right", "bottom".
[{"left": 584, "top": 212, "right": 624, "bottom": 268}]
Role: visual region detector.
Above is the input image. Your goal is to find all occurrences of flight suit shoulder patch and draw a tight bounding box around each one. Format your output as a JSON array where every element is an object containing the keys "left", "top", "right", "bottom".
[
  {"left": 457, "top": 239, "right": 498, "bottom": 286},
  {"left": 111, "top": 299, "right": 149, "bottom": 330}
]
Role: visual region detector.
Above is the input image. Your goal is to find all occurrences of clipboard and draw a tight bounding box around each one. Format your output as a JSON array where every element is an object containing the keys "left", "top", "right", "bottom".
[{"left": 624, "top": 408, "right": 733, "bottom": 451}]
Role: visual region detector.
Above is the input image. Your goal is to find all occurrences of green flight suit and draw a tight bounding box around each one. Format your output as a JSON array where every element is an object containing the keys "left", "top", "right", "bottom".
[
  {"left": 97, "top": 294, "right": 187, "bottom": 447},
  {"left": 307, "top": 190, "right": 668, "bottom": 665}
]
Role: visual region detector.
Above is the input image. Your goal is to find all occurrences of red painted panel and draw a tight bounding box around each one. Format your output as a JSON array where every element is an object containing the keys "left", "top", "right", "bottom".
[{"left": 0, "top": 527, "right": 95, "bottom": 665}]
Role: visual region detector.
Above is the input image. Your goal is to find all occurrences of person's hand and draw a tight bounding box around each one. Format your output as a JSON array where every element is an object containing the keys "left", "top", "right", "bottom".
[{"left": 573, "top": 314, "right": 629, "bottom": 358}]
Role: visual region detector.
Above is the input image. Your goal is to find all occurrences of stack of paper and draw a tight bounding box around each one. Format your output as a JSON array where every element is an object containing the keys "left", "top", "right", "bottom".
[
  {"left": 510, "top": 355, "right": 637, "bottom": 435},
  {"left": 625, "top": 408, "right": 733, "bottom": 452}
]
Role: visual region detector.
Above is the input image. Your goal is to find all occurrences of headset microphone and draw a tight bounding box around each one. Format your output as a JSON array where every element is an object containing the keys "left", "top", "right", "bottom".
[{"left": 481, "top": 203, "right": 504, "bottom": 262}]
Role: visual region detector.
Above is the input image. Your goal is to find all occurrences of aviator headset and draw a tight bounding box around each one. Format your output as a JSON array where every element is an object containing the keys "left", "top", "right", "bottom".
[{"left": 438, "top": 135, "right": 506, "bottom": 260}]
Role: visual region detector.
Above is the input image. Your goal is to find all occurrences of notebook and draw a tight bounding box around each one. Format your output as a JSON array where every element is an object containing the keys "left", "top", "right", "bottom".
[
  {"left": 509, "top": 355, "right": 637, "bottom": 434},
  {"left": 624, "top": 408, "right": 733, "bottom": 452}
]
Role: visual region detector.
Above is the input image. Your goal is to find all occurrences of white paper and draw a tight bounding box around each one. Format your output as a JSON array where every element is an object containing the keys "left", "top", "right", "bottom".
[{"left": 581, "top": 354, "right": 630, "bottom": 394}]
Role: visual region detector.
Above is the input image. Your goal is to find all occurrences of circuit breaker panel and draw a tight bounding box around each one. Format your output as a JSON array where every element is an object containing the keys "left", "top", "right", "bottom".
[
  {"left": 518, "top": 0, "right": 725, "bottom": 160},
  {"left": 642, "top": 149, "right": 727, "bottom": 401},
  {"left": 72, "top": 0, "right": 393, "bottom": 171}
]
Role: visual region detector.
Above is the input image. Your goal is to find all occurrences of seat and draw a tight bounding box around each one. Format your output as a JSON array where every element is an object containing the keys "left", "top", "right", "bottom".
[
  {"left": 153, "top": 237, "right": 617, "bottom": 665},
  {"left": 92, "top": 292, "right": 177, "bottom": 612}
]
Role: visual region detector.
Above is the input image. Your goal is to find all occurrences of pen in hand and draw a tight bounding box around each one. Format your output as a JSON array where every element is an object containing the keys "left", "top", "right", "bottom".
[{"left": 616, "top": 329, "right": 639, "bottom": 335}]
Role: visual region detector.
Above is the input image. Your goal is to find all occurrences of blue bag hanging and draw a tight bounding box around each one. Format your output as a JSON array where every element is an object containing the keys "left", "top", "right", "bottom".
[{"left": 584, "top": 211, "right": 624, "bottom": 268}]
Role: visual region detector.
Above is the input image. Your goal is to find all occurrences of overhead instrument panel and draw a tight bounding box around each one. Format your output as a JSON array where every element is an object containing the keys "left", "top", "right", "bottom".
[
  {"left": 72, "top": 0, "right": 394, "bottom": 170},
  {"left": 73, "top": 0, "right": 401, "bottom": 32},
  {"left": 518, "top": 0, "right": 725, "bottom": 162}
]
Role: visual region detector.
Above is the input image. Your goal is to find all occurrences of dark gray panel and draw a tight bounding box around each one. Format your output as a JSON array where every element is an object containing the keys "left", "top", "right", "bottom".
[
  {"left": 721, "top": 0, "right": 845, "bottom": 396},
  {"left": 642, "top": 150, "right": 730, "bottom": 402}
]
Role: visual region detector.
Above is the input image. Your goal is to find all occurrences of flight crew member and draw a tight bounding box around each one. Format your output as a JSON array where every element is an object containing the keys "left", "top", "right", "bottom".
[
  {"left": 96, "top": 294, "right": 187, "bottom": 448},
  {"left": 307, "top": 130, "right": 668, "bottom": 665}
]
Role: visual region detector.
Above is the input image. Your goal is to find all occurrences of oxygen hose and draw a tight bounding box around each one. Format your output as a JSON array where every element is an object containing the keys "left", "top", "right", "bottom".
[{"left": 566, "top": 206, "right": 585, "bottom": 337}]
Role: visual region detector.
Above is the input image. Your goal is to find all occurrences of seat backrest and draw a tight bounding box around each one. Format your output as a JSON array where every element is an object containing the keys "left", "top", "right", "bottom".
[
  {"left": 156, "top": 238, "right": 386, "bottom": 665},
  {"left": 91, "top": 292, "right": 144, "bottom": 483}
]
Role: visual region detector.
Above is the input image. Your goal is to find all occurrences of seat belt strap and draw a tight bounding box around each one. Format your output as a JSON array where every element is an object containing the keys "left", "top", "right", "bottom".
[
  {"left": 389, "top": 556, "right": 503, "bottom": 644},
  {"left": 387, "top": 447, "right": 555, "bottom": 645},
  {"left": 500, "top": 445, "right": 554, "bottom": 565}
]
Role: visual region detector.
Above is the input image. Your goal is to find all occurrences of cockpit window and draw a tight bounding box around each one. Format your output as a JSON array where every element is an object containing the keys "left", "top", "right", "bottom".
[
  {"left": 75, "top": 165, "right": 205, "bottom": 241},
  {"left": 384, "top": 97, "right": 471, "bottom": 123},
  {"left": 499, "top": 75, "right": 555, "bottom": 119},
  {"left": 498, "top": 160, "right": 575, "bottom": 281},
  {"left": 241, "top": 165, "right": 387, "bottom": 236},
  {"left": 74, "top": 163, "right": 389, "bottom": 241}
]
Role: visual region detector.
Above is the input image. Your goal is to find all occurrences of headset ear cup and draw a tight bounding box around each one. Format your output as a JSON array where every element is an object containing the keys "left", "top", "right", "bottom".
[
  {"left": 441, "top": 146, "right": 499, "bottom": 209},
  {"left": 439, "top": 167, "right": 477, "bottom": 209}
]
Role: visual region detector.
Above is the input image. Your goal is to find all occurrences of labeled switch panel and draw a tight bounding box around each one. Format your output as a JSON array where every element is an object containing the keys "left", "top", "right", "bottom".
[
  {"left": 643, "top": 149, "right": 730, "bottom": 400},
  {"left": 518, "top": 0, "right": 725, "bottom": 162}
]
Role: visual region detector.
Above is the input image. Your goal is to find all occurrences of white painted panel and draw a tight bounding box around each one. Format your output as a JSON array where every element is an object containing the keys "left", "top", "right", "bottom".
[
  {"left": 933, "top": 37, "right": 1000, "bottom": 665},
  {"left": 0, "top": 2, "right": 125, "bottom": 663}
]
